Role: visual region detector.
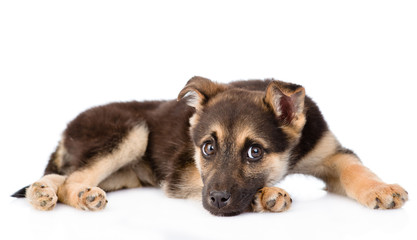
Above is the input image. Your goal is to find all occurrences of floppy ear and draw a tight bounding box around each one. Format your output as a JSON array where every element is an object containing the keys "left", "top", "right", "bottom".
[
  {"left": 177, "top": 76, "right": 226, "bottom": 109},
  {"left": 264, "top": 81, "right": 306, "bottom": 125}
]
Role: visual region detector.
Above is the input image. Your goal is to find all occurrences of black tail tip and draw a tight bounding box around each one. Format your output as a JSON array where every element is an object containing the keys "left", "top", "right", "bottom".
[{"left": 11, "top": 185, "right": 29, "bottom": 198}]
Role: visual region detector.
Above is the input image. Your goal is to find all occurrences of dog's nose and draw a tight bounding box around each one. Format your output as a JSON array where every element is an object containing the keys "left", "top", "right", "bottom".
[{"left": 209, "top": 191, "right": 231, "bottom": 209}]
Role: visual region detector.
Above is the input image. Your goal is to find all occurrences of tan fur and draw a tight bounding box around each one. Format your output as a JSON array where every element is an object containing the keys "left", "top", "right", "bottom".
[
  {"left": 235, "top": 126, "right": 251, "bottom": 149},
  {"left": 281, "top": 114, "right": 306, "bottom": 142},
  {"left": 52, "top": 123, "right": 149, "bottom": 210},
  {"left": 132, "top": 160, "right": 158, "bottom": 187},
  {"left": 212, "top": 123, "right": 226, "bottom": 144},
  {"left": 287, "top": 129, "right": 408, "bottom": 209},
  {"left": 252, "top": 187, "right": 292, "bottom": 213},
  {"left": 64, "top": 123, "right": 148, "bottom": 186},
  {"left": 323, "top": 153, "right": 408, "bottom": 209},
  {"left": 263, "top": 152, "right": 290, "bottom": 186},
  {"left": 235, "top": 126, "right": 270, "bottom": 151},
  {"left": 98, "top": 166, "right": 141, "bottom": 192},
  {"left": 163, "top": 164, "right": 203, "bottom": 200},
  {"left": 189, "top": 112, "right": 200, "bottom": 128},
  {"left": 290, "top": 131, "right": 340, "bottom": 177},
  {"left": 181, "top": 90, "right": 204, "bottom": 111},
  {"left": 193, "top": 146, "right": 203, "bottom": 173},
  {"left": 26, "top": 174, "right": 66, "bottom": 211},
  {"left": 58, "top": 183, "right": 107, "bottom": 211},
  {"left": 53, "top": 139, "right": 66, "bottom": 170}
]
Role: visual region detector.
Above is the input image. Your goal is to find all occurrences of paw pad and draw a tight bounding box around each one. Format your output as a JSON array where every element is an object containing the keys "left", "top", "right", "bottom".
[
  {"left": 77, "top": 187, "right": 107, "bottom": 211},
  {"left": 26, "top": 182, "right": 58, "bottom": 211}
]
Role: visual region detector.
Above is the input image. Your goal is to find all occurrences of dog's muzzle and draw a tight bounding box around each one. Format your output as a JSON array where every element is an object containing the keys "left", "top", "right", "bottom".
[{"left": 202, "top": 188, "right": 256, "bottom": 216}]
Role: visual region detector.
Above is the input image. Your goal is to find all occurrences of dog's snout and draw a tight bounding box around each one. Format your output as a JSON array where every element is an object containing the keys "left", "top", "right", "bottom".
[{"left": 209, "top": 191, "right": 231, "bottom": 209}]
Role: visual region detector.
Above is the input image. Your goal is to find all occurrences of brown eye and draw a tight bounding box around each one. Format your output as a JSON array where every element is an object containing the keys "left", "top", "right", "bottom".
[
  {"left": 247, "top": 145, "right": 263, "bottom": 161},
  {"left": 202, "top": 141, "right": 216, "bottom": 157}
]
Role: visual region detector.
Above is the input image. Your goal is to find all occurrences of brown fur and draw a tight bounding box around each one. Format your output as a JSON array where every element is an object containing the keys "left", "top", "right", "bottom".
[{"left": 14, "top": 76, "right": 408, "bottom": 216}]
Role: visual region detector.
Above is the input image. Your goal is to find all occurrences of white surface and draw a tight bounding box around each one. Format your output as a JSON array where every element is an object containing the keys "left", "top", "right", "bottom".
[{"left": 1, "top": 1, "right": 416, "bottom": 239}]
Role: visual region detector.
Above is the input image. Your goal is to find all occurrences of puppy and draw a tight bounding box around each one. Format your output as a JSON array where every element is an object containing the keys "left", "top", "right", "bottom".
[{"left": 12, "top": 77, "right": 408, "bottom": 216}]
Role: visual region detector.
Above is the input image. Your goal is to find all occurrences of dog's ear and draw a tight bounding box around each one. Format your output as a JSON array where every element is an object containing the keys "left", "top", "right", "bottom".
[
  {"left": 264, "top": 81, "right": 306, "bottom": 125},
  {"left": 178, "top": 76, "right": 226, "bottom": 109}
]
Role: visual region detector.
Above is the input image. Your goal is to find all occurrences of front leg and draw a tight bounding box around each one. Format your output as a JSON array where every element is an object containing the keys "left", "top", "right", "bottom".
[
  {"left": 252, "top": 187, "right": 292, "bottom": 213},
  {"left": 323, "top": 152, "right": 408, "bottom": 209}
]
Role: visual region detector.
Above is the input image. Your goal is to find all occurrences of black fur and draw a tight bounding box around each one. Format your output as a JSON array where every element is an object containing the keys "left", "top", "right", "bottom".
[
  {"left": 11, "top": 185, "right": 29, "bottom": 198},
  {"left": 230, "top": 80, "right": 329, "bottom": 169},
  {"left": 288, "top": 96, "right": 329, "bottom": 169}
]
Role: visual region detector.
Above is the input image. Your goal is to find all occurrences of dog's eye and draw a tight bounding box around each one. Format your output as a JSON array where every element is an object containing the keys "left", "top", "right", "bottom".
[
  {"left": 247, "top": 145, "right": 263, "bottom": 161},
  {"left": 202, "top": 141, "right": 216, "bottom": 157}
]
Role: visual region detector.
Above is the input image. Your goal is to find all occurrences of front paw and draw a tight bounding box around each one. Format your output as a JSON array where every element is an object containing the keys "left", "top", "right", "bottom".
[
  {"left": 360, "top": 184, "right": 408, "bottom": 210},
  {"left": 252, "top": 187, "right": 292, "bottom": 213}
]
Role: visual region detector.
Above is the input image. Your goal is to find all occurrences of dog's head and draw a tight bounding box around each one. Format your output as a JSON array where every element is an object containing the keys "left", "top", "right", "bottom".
[{"left": 178, "top": 77, "right": 306, "bottom": 216}]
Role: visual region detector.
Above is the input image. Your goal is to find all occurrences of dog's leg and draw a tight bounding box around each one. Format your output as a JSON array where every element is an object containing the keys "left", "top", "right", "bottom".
[
  {"left": 26, "top": 174, "right": 66, "bottom": 210},
  {"left": 98, "top": 166, "right": 142, "bottom": 192},
  {"left": 322, "top": 152, "right": 408, "bottom": 209},
  {"left": 57, "top": 123, "right": 149, "bottom": 211},
  {"left": 252, "top": 187, "right": 292, "bottom": 213},
  {"left": 291, "top": 131, "right": 408, "bottom": 209}
]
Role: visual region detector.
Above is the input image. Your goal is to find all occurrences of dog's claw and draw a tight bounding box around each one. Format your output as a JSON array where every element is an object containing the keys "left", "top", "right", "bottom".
[{"left": 360, "top": 184, "right": 408, "bottom": 210}]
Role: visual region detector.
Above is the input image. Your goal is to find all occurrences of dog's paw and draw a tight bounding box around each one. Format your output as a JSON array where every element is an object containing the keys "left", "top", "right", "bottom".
[
  {"left": 252, "top": 187, "right": 292, "bottom": 213},
  {"left": 77, "top": 187, "right": 107, "bottom": 211},
  {"left": 26, "top": 182, "right": 58, "bottom": 211},
  {"left": 360, "top": 183, "right": 408, "bottom": 210}
]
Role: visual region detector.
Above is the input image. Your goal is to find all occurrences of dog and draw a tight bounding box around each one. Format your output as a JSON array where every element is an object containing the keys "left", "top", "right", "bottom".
[{"left": 12, "top": 77, "right": 408, "bottom": 216}]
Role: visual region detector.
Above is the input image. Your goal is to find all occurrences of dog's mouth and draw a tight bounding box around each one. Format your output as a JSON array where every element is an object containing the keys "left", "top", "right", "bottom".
[{"left": 208, "top": 209, "right": 244, "bottom": 217}]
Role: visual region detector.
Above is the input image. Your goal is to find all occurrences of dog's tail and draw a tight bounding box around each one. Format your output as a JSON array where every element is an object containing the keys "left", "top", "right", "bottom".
[{"left": 11, "top": 185, "right": 29, "bottom": 198}]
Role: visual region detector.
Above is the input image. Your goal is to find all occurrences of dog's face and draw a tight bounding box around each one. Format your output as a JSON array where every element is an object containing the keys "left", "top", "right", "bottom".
[{"left": 178, "top": 77, "right": 306, "bottom": 216}]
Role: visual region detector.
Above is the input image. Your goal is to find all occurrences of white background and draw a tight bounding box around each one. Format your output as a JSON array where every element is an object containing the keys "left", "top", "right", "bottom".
[{"left": 0, "top": 1, "right": 416, "bottom": 239}]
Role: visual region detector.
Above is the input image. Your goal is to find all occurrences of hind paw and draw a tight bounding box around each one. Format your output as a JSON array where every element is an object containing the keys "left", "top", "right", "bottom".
[
  {"left": 77, "top": 187, "right": 107, "bottom": 211},
  {"left": 26, "top": 182, "right": 58, "bottom": 211},
  {"left": 252, "top": 187, "right": 292, "bottom": 213}
]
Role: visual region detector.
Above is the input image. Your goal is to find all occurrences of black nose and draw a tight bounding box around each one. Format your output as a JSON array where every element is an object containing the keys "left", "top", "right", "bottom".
[{"left": 209, "top": 191, "right": 231, "bottom": 209}]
